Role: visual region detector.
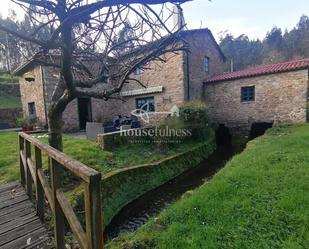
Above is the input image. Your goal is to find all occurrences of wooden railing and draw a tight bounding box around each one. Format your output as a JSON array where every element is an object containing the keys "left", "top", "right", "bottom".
[{"left": 19, "top": 132, "right": 103, "bottom": 249}]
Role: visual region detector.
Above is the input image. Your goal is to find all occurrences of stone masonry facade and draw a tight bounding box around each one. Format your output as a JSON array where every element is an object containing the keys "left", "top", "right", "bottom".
[
  {"left": 19, "top": 66, "right": 47, "bottom": 125},
  {"left": 204, "top": 69, "right": 309, "bottom": 133},
  {"left": 18, "top": 29, "right": 225, "bottom": 130}
]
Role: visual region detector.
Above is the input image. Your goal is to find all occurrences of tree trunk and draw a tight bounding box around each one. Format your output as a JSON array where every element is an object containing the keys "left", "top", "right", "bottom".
[{"left": 48, "top": 108, "right": 64, "bottom": 151}]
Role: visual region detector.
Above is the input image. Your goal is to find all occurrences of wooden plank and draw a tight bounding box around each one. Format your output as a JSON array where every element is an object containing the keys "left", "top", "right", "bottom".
[
  {"left": 0, "top": 219, "right": 43, "bottom": 246},
  {"left": 25, "top": 140, "right": 33, "bottom": 199},
  {"left": 19, "top": 136, "right": 25, "bottom": 186},
  {"left": 38, "top": 168, "right": 54, "bottom": 214},
  {"left": 35, "top": 146, "right": 44, "bottom": 221},
  {"left": 0, "top": 205, "right": 34, "bottom": 225},
  {"left": 0, "top": 181, "right": 20, "bottom": 192},
  {"left": 56, "top": 189, "right": 87, "bottom": 249},
  {"left": 50, "top": 159, "right": 65, "bottom": 248},
  {"left": 84, "top": 178, "right": 104, "bottom": 249},
  {"left": 19, "top": 132, "right": 98, "bottom": 182},
  {"left": 0, "top": 194, "right": 29, "bottom": 209},
  {"left": 0, "top": 200, "right": 33, "bottom": 217},
  {"left": 0, "top": 227, "right": 50, "bottom": 249},
  {"left": 27, "top": 158, "right": 36, "bottom": 187},
  {"left": 0, "top": 188, "right": 26, "bottom": 202},
  {"left": 0, "top": 185, "right": 23, "bottom": 198},
  {"left": 0, "top": 213, "right": 37, "bottom": 235}
]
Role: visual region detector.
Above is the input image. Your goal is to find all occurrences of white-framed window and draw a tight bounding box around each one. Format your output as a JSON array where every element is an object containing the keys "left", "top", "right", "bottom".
[{"left": 204, "top": 56, "right": 210, "bottom": 73}]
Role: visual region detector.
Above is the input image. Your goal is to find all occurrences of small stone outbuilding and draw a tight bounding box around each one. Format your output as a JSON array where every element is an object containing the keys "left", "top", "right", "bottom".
[{"left": 204, "top": 59, "right": 309, "bottom": 134}]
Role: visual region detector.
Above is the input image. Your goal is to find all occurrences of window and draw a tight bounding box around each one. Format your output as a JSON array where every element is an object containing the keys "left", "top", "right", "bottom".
[
  {"left": 204, "top": 57, "right": 210, "bottom": 73},
  {"left": 241, "top": 86, "right": 255, "bottom": 102},
  {"left": 28, "top": 102, "right": 37, "bottom": 119},
  {"left": 136, "top": 97, "right": 155, "bottom": 112},
  {"left": 134, "top": 67, "right": 144, "bottom": 75}
]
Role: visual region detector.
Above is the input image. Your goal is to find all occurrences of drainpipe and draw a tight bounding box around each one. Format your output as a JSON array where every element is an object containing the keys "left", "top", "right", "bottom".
[{"left": 40, "top": 66, "right": 48, "bottom": 126}]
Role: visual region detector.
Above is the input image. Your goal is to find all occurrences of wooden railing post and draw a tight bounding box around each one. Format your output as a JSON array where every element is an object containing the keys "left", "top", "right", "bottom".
[
  {"left": 35, "top": 146, "right": 44, "bottom": 221},
  {"left": 50, "top": 158, "right": 65, "bottom": 249},
  {"left": 84, "top": 174, "right": 103, "bottom": 249},
  {"left": 25, "top": 140, "right": 32, "bottom": 199},
  {"left": 19, "top": 135, "right": 25, "bottom": 186}
]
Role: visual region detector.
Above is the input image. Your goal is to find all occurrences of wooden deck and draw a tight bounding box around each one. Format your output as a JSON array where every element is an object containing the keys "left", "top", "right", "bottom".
[{"left": 0, "top": 181, "right": 52, "bottom": 249}]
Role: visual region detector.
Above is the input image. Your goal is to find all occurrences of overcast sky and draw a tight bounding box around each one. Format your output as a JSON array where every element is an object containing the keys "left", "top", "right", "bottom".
[{"left": 0, "top": 0, "right": 308, "bottom": 41}]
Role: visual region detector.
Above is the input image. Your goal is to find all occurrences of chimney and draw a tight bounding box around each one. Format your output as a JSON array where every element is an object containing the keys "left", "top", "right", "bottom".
[{"left": 173, "top": 4, "right": 185, "bottom": 31}]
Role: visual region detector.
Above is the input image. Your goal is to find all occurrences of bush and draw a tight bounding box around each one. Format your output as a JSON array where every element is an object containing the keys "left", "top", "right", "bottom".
[
  {"left": 179, "top": 101, "right": 212, "bottom": 140},
  {"left": 16, "top": 116, "right": 32, "bottom": 127}
]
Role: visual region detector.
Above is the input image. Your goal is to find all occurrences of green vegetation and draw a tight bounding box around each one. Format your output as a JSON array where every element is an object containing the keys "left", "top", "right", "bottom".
[
  {"left": 0, "top": 73, "right": 18, "bottom": 83},
  {"left": 220, "top": 15, "right": 309, "bottom": 71},
  {"left": 0, "top": 131, "right": 210, "bottom": 183},
  {"left": 102, "top": 129, "right": 215, "bottom": 226},
  {"left": 0, "top": 95, "right": 21, "bottom": 109},
  {"left": 0, "top": 132, "right": 20, "bottom": 182},
  {"left": 107, "top": 124, "right": 309, "bottom": 249}
]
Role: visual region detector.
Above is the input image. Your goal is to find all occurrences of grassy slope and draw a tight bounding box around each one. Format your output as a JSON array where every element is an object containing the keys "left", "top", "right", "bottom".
[
  {"left": 0, "top": 95, "right": 21, "bottom": 109},
  {"left": 107, "top": 124, "right": 309, "bottom": 249},
  {"left": 0, "top": 74, "right": 18, "bottom": 83},
  {"left": 0, "top": 132, "right": 204, "bottom": 183}
]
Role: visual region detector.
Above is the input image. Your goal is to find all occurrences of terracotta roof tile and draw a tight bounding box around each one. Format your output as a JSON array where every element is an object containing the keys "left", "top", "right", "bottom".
[{"left": 205, "top": 58, "right": 309, "bottom": 83}]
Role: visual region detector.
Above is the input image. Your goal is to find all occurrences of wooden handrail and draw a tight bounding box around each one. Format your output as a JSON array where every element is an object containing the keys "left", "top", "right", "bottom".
[{"left": 18, "top": 132, "right": 103, "bottom": 249}]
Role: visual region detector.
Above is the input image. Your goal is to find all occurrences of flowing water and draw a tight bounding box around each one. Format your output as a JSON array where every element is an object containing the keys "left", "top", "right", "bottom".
[{"left": 105, "top": 144, "right": 244, "bottom": 240}]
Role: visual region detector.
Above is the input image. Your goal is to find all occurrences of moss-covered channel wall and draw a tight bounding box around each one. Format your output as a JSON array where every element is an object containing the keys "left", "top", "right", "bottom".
[{"left": 101, "top": 131, "right": 216, "bottom": 227}]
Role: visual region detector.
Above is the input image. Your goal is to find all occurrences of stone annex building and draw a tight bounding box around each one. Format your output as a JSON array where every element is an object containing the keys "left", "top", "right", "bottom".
[{"left": 14, "top": 28, "right": 309, "bottom": 134}]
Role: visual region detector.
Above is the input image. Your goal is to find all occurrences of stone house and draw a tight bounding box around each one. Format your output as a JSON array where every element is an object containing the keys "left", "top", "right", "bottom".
[
  {"left": 13, "top": 28, "right": 226, "bottom": 130},
  {"left": 204, "top": 59, "right": 309, "bottom": 134}
]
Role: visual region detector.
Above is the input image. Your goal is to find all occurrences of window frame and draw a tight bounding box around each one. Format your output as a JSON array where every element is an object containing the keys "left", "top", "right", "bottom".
[
  {"left": 241, "top": 86, "right": 255, "bottom": 102},
  {"left": 204, "top": 56, "right": 210, "bottom": 73},
  {"left": 135, "top": 96, "right": 155, "bottom": 112},
  {"left": 28, "top": 102, "right": 37, "bottom": 119}
]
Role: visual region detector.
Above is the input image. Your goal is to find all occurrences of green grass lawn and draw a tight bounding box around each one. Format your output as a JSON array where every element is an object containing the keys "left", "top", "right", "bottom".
[
  {"left": 0, "top": 73, "right": 18, "bottom": 83},
  {"left": 0, "top": 95, "right": 21, "bottom": 109},
  {"left": 107, "top": 124, "right": 309, "bottom": 249},
  {"left": 0, "top": 132, "right": 204, "bottom": 183}
]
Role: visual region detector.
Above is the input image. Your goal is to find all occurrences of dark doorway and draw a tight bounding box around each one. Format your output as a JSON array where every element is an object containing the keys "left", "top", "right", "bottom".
[
  {"left": 249, "top": 122, "right": 273, "bottom": 140},
  {"left": 216, "top": 124, "right": 232, "bottom": 146},
  {"left": 78, "top": 97, "right": 92, "bottom": 130}
]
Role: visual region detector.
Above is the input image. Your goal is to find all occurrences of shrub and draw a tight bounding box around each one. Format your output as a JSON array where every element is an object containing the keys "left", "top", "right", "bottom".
[
  {"left": 16, "top": 116, "right": 32, "bottom": 127},
  {"left": 179, "top": 101, "right": 212, "bottom": 140}
]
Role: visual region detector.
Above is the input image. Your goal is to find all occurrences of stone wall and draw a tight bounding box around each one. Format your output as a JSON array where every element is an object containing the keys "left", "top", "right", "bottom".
[
  {"left": 184, "top": 31, "right": 225, "bottom": 100},
  {"left": 204, "top": 69, "right": 309, "bottom": 134},
  {"left": 119, "top": 51, "right": 185, "bottom": 117},
  {"left": 17, "top": 29, "right": 226, "bottom": 129},
  {"left": 19, "top": 66, "right": 47, "bottom": 124},
  {"left": 42, "top": 66, "right": 80, "bottom": 130}
]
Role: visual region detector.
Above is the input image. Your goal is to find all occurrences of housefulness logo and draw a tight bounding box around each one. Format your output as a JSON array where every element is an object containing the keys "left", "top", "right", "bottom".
[
  {"left": 131, "top": 102, "right": 180, "bottom": 123},
  {"left": 120, "top": 103, "right": 193, "bottom": 144}
]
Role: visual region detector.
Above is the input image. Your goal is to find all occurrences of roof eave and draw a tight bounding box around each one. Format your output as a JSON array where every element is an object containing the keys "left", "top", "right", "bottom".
[{"left": 204, "top": 66, "right": 309, "bottom": 84}]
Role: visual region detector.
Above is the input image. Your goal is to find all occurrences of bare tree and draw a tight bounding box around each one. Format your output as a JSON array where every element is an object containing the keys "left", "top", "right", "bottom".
[{"left": 0, "top": 0, "right": 191, "bottom": 150}]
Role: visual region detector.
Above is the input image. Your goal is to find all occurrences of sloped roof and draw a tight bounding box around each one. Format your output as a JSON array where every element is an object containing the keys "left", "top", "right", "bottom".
[
  {"left": 205, "top": 58, "right": 309, "bottom": 83},
  {"left": 13, "top": 28, "right": 225, "bottom": 76}
]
